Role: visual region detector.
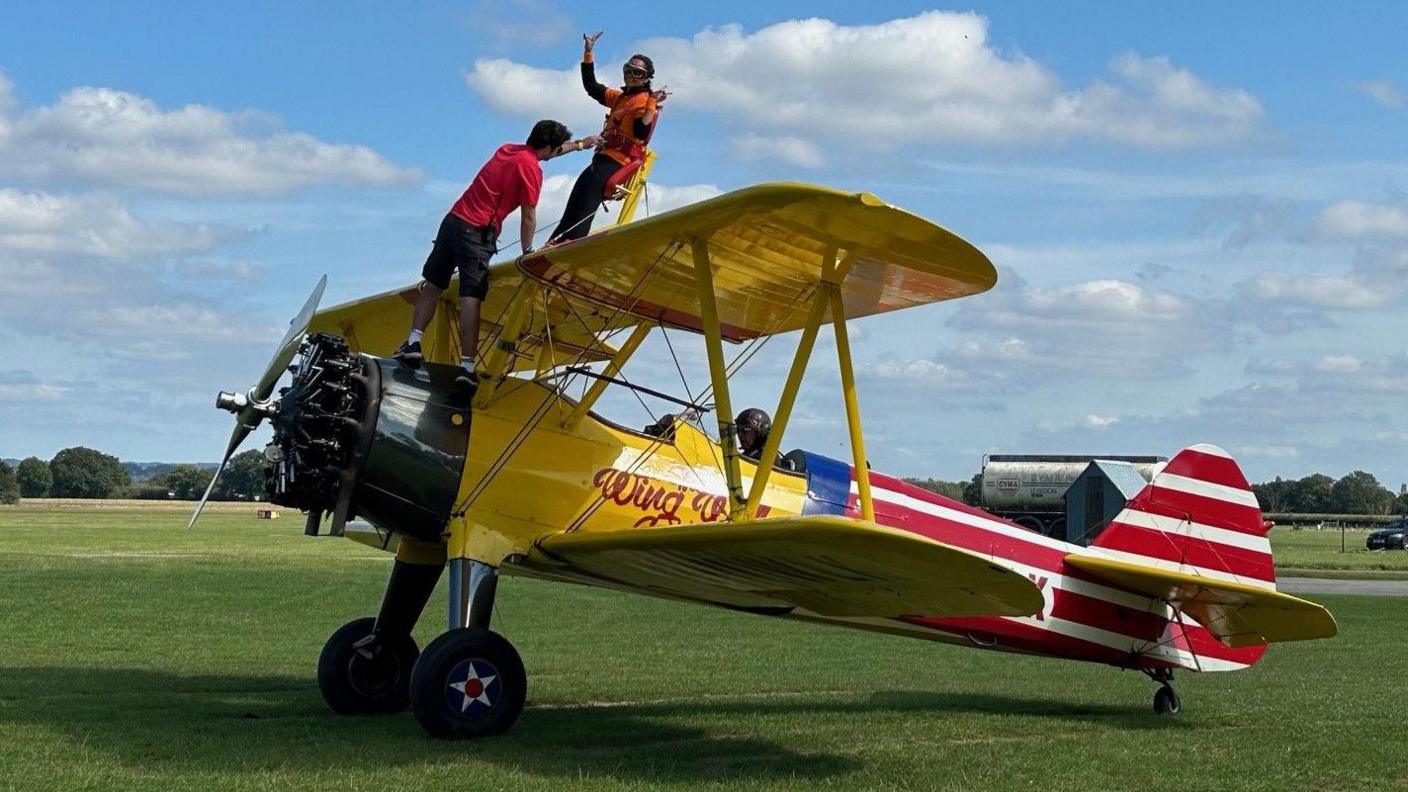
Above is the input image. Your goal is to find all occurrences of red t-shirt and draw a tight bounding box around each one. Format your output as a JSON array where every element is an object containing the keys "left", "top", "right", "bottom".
[{"left": 449, "top": 143, "right": 543, "bottom": 235}]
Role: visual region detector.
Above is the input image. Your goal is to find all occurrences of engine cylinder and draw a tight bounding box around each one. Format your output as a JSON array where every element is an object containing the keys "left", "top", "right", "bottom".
[{"left": 266, "top": 333, "right": 472, "bottom": 541}]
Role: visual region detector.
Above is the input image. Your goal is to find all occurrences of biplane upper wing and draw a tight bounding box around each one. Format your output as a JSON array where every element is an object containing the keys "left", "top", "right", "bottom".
[
  {"left": 1065, "top": 554, "right": 1337, "bottom": 648},
  {"left": 525, "top": 515, "right": 1044, "bottom": 618},
  {"left": 518, "top": 182, "right": 996, "bottom": 341},
  {"left": 310, "top": 182, "right": 992, "bottom": 363}
]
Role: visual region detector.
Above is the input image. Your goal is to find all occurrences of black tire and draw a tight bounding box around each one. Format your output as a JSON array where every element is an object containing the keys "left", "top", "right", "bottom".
[
  {"left": 410, "top": 627, "right": 526, "bottom": 739},
  {"left": 318, "top": 617, "right": 419, "bottom": 715},
  {"left": 1153, "top": 685, "right": 1181, "bottom": 716}
]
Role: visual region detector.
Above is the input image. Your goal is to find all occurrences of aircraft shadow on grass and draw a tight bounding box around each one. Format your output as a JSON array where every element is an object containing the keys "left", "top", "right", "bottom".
[{"left": 0, "top": 667, "right": 1185, "bottom": 781}]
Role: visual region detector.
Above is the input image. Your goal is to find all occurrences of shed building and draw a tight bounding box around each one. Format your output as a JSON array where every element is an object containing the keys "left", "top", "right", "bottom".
[{"left": 1064, "top": 459, "right": 1149, "bottom": 546}]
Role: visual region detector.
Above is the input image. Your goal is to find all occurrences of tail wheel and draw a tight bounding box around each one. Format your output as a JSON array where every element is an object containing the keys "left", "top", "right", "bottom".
[
  {"left": 318, "top": 617, "right": 419, "bottom": 715},
  {"left": 410, "top": 627, "right": 526, "bottom": 739},
  {"left": 1153, "top": 684, "right": 1181, "bottom": 716}
]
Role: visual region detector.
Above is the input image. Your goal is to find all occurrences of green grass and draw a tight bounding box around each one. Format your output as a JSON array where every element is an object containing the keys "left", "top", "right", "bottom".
[
  {"left": 1271, "top": 527, "right": 1408, "bottom": 575},
  {"left": 1, "top": 506, "right": 1405, "bottom": 791}
]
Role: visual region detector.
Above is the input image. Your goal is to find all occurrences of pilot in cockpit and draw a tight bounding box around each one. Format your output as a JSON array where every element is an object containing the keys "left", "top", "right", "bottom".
[{"left": 735, "top": 408, "right": 792, "bottom": 470}]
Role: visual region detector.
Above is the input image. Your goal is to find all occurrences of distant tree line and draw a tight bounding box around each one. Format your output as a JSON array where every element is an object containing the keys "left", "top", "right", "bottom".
[
  {"left": 903, "top": 475, "right": 982, "bottom": 506},
  {"left": 0, "top": 447, "right": 266, "bottom": 503},
  {"left": 903, "top": 470, "right": 1408, "bottom": 516}
]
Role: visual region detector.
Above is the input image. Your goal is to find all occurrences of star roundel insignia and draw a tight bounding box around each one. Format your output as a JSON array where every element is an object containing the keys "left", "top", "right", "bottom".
[{"left": 447, "top": 659, "right": 499, "bottom": 716}]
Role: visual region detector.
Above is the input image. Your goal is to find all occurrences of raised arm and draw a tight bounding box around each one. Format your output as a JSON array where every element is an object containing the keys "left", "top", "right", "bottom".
[{"left": 580, "top": 31, "right": 609, "bottom": 105}]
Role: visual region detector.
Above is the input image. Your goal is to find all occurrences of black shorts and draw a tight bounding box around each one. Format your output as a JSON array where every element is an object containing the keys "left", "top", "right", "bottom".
[{"left": 422, "top": 213, "right": 496, "bottom": 299}]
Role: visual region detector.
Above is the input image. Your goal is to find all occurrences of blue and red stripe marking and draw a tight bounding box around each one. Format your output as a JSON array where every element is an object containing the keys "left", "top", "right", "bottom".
[{"left": 792, "top": 449, "right": 1266, "bottom": 670}]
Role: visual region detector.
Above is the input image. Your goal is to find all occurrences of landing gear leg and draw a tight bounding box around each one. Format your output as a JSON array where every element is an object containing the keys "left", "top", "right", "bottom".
[
  {"left": 1146, "top": 668, "right": 1181, "bottom": 715},
  {"left": 410, "top": 559, "right": 527, "bottom": 738},
  {"left": 318, "top": 558, "right": 444, "bottom": 715}
]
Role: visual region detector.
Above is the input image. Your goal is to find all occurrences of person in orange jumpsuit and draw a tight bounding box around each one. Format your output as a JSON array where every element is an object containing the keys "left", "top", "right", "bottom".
[{"left": 548, "top": 31, "right": 668, "bottom": 244}]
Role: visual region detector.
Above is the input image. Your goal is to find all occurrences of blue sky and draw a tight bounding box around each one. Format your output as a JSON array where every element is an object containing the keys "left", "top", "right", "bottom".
[{"left": 1, "top": 2, "right": 1405, "bottom": 488}]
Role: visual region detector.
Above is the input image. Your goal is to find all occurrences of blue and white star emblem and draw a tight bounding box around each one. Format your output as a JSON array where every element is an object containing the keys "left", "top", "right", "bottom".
[{"left": 446, "top": 659, "right": 498, "bottom": 715}]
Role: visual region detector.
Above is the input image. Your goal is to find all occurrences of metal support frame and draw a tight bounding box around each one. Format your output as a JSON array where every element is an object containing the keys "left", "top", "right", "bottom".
[
  {"left": 829, "top": 285, "right": 875, "bottom": 522},
  {"left": 447, "top": 558, "right": 499, "bottom": 631},
  {"left": 532, "top": 289, "right": 557, "bottom": 378},
  {"left": 472, "top": 285, "right": 537, "bottom": 409},
  {"left": 432, "top": 292, "right": 459, "bottom": 364},
  {"left": 744, "top": 291, "right": 829, "bottom": 518},
  {"left": 613, "top": 150, "right": 657, "bottom": 226},
  {"left": 374, "top": 559, "right": 444, "bottom": 637},
  {"left": 562, "top": 322, "right": 652, "bottom": 428},
  {"left": 691, "top": 236, "right": 747, "bottom": 521}
]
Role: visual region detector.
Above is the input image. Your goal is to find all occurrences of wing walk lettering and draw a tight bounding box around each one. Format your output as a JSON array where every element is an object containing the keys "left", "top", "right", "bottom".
[{"left": 592, "top": 468, "right": 771, "bottom": 527}]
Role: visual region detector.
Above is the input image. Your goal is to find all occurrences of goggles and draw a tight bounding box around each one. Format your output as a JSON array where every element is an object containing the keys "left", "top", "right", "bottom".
[{"left": 622, "top": 64, "right": 650, "bottom": 79}]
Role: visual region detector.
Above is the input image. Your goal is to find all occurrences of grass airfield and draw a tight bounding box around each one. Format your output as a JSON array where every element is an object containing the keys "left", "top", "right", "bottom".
[{"left": 1, "top": 505, "right": 1405, "bottom": 791}]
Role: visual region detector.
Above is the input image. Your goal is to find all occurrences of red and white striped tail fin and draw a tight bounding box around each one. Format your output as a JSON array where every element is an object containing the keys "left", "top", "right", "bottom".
[{"left": 1090, "top": 444, "right": 1277, "bottom": 589}]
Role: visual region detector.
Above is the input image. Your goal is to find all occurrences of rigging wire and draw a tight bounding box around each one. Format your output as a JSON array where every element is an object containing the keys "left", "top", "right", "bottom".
[{"left": 452, "top": 240, "right": 679, "bottom": 515}]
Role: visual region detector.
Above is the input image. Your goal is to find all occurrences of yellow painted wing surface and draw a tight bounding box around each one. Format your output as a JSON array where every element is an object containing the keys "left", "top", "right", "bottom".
[
  {"left": 308, "top": 265, "right": 630, "bottom": 370},
  {"left": 529, "top": 516, "right": 1044, "bottom": 618},
  {"left": 1065, "top": 554, "right": 1337, "bottom": 648},
  {"left": 518, "top": 183, "right": 996, "bottom": 341}
]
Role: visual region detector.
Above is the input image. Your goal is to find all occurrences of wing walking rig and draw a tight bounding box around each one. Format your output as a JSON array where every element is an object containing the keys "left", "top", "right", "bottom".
[{"left": 196, "top": 177, "right": 1335, "bottom": 738}]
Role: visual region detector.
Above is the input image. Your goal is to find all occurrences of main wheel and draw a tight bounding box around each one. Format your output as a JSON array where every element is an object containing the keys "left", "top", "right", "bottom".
[
  {"left": 1153, "top": 685, "right": 1181, "bottom": 715},
  {"left": 409, "top": 627, "right": 526, "bottom": 739},
  {"left": 317, "top": 617, "right": 419, "bottom": 715}
]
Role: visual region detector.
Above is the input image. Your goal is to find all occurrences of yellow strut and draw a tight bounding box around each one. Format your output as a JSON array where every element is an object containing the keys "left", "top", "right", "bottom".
[
  {"left": 472, "top": 286, "right": 536, "bottom": 410},
  {"left": 744, "top": 291, "right": 829, "bottom": 518},
  {"left": 691, "top": 236, "right": 747, "bottom": 521},
  {"left": 562, "top": 322, "right": 652, "bottom": 429},
  {"left": 829, "top": 285, "right": 875, "bottom": 522},
  {"left": 613, "top": 151, "right": 657, "bottom": 227}
]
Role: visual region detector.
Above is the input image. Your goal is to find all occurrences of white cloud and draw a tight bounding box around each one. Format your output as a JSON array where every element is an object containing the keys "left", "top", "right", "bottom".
[
  {"left": 1245, "top": 272, "right": 1390, "bottom": 309},
  {"left": 1081, "top": 53, "right": 1263, "bottom": 148},
  {"left": 869, "top": 358, "right": 960, "bottom": 383},
  {"left": 1084, "top": 414, "right": 1119, "bottom": 428},
  {"left": 1316, "top": 355, "right": 1362, "bottom": 373},
  {"left": 947, "top": 271, "right": 1232, "bottom": 381},
  {"left": 731, "top": 135, "right": 825, "bottom": 168},
  {"left": 0, "top": 69, "right": 421, "bottom": 194},
  {"left": 641, "top": 181, "right": 723, "bottom": 214},
  {"left": 0, "top": 189, "right": 220, "bottom": 257},
  {"left": 466, "top": 59, "right": 605, "bottom": 131},
  {"left": 498, "top": 172, "right": 721, "bottom": 248},
  {"left": 465, "top": 12, "right": 1263, "bottom": 156},
  {"left": 1352, "top": 80, "right": 1405, "bottom": 109},
  {"left": 1308, "top": 200, "right": 1408, "bottom": 241}
]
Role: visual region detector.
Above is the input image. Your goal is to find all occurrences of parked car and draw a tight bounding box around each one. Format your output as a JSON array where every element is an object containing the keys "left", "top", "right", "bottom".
[{"left": 1366, "top": 519, "right": 1408, "bottom": 550}]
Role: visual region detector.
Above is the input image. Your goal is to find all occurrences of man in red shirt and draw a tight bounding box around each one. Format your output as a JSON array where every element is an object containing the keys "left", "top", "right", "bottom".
[{"left": 394, "top": 119, "right": 598, "bottom": 391}]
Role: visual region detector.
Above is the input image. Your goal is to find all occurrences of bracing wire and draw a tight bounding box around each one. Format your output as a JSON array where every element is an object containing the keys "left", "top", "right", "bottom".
[{"left": 453, "top": 239, "right": 681, "bottom": 515}]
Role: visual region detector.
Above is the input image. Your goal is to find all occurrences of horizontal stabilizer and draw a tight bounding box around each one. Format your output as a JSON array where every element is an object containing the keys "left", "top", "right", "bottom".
[
  {"left": 528, "top": 516, "right": 1043, "bottom": 619},
  {"left": 1065, "top": 553, "right": 1337, "bottom": 647}
]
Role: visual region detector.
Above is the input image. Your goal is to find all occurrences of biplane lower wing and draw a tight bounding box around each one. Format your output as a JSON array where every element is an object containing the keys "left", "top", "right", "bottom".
[
  {"left": 1065, "top": 554, "right": 1337, "bottom": 648},
  {"left": 528, "top": 516, "right": 1044, "bottom": 619}
]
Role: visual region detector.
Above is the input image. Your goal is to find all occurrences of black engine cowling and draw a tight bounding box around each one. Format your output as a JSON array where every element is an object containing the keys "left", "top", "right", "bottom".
[{"left": 265, "top": 333, "right": 472, "bottom": 541}]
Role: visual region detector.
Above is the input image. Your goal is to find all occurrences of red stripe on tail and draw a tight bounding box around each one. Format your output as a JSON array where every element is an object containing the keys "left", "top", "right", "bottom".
[{"left": 1092, "top": 444, "right": 1276, "bottom": 584}]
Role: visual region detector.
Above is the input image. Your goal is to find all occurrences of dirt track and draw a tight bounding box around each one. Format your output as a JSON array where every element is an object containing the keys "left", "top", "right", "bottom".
[{"left": 1279, "top": 577, "right": 1408, "bottom": 597}]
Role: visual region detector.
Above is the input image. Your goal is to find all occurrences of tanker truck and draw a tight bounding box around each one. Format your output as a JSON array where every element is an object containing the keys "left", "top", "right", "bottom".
[{"left": 980, "top": 454, "right": 1166, "bottom": 537}]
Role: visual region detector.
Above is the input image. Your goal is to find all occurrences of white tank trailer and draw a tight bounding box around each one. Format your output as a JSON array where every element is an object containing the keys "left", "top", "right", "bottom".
[{"left": 980, "top": 454, "right": 1166, "bottom": 536}]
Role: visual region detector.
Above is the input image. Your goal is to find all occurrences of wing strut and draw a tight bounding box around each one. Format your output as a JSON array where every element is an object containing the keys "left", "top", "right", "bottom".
[
  {"left": 472, "top": 283, "right": 538, "bottom": 409},
  {"left": 743, "top": 253, "right": 834, "bottom": 518},
  {"left": 562, "top": 322, "right": 653, "bottom": 428},
  {"left": 692, "top": 236, "right": 748, "bottom": 521},
  {"left": 827, "top": 259, "right": 876, "bottom": 522}
]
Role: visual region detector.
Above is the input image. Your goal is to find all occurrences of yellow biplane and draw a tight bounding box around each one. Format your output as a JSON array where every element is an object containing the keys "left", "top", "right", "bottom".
[{"left": 195, "top": 166, "right": 1334, "bottom": 737}]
